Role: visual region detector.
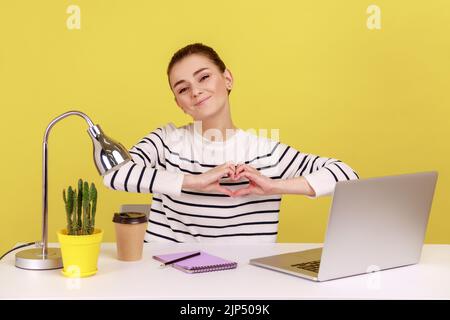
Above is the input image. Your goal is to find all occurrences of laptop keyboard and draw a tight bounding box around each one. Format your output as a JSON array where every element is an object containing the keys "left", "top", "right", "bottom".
[{"left": 291, "top": 260, "right": 321, "bottom": 273}]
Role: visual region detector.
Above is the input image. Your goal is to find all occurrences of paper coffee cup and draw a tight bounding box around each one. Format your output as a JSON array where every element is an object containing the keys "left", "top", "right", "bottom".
[{"left": 113, "top": 212, "right": 148, "bottom": 261}]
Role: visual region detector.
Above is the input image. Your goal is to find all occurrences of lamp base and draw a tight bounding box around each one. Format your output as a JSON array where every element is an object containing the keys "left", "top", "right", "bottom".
[{"left": 15, "top": 248, "right": 63, "bottom": 270}]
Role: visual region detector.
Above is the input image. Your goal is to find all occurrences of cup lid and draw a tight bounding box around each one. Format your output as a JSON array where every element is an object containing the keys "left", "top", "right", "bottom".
[{"left": 113, "top": 212, "right": 147, "bottom": 224}]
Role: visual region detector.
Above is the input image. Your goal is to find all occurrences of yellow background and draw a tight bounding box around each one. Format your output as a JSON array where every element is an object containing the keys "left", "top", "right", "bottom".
[{"left": 1, "top": 1, "right": 449, "bottom": 255}]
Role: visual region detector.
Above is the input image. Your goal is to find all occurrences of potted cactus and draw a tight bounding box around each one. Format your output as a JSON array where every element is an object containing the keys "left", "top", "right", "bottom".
[{"left": 57, "top": 179, "right": 104, "bottom": 278}]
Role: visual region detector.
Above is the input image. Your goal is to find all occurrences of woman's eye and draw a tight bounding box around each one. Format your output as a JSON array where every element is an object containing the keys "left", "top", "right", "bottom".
[{"left": 178, "top": 75, "right": 208, "bottom": 93}]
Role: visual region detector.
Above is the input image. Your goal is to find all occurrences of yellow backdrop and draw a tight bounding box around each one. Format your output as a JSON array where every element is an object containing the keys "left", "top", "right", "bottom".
[{"left": 1, "top": 0, "right": 449, "bottom": 255}]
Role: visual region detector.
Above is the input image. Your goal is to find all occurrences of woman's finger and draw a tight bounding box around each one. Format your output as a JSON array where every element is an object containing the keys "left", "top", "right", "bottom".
[
  {"left": 218, "top": 162, "right": 235, "bottom": 174},
  {"left": 226, "top": 161, "right": 236, "bottom": 171},
  {"left": 235, "top": 165, "right": 250, "bottom": 179},
  {"left": 228, "top": 167, "right": 235, "bottom": 179},
  {"left": 235, "top": 165, "right": 246, "bottom": 176},
  {"left": 236, "top": 164, "right": 259, "bottom": 179},
  {"left": 241, "top": 172, "right": 266, "bottom": 188},
  {"left": 227, "top": 162, "right": 237, "bottom": 178},
  {"left": 220, "top": 168, "right": 234, "bottom": 180}
]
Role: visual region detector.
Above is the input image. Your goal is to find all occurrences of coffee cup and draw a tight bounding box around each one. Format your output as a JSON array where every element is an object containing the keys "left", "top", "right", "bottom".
[{"left": 112, "top": 212, "right": 148, "bottom": 261}]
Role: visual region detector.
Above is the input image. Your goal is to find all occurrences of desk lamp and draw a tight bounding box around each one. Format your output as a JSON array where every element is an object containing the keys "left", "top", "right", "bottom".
[{"left": 15, "top": 111, "right": 131, "bottom": 270}]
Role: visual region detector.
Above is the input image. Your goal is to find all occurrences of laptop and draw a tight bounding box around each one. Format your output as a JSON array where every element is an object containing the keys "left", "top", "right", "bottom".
[{"left": 249, "top": 171, "right": 438, "bottom": 282}]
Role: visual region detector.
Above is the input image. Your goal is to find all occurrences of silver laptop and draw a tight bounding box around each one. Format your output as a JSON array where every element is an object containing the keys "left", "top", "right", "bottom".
[{"left": 250, "top": 171, "right": 438, "bottom": 282}]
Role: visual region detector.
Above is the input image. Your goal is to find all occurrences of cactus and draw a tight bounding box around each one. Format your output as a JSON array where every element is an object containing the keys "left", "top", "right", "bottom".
[
  {"left": 63, "top": 188, "right": 71, "bottom": 234},
  {"left": 63, "top": 179, "right": 98, "bottom": 236},
  {"left": 63, "top": 186, "right": 78, "bottom": 235},
  {"left": 77, "top": 179, "right": 83, "bottom": 235},
  {"left": 82, "top": 181, "right": 89, "bottom": 235},
  {"left": 72, "top": 190, "right": 78, "bottom": 235},
  {"left": 90, "top": 183, "right": 97, "bottom": 234},
  {"left": 89, "top": 183, "right": 97, "bottom": 233}
]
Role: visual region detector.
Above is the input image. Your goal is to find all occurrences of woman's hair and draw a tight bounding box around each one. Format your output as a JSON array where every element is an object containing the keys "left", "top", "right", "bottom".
[{"left": 167, "top": 43, "right": 231, "bottom": 95}]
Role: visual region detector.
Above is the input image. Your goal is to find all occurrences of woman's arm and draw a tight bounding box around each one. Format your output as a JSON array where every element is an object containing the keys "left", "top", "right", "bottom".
[
  {"left": 103, "top": 125, "right": 239, "bottom": 197},
  {"left": 231, "top": 144, "right": 359, "bottom": 198},
  {"left": 230, "top": 164, "right": 315, "bottom": 197},
  {"left": 102, "top": 126, "right": 184, "bottom": 197},
  {"left": 272, "top": 176, "right": 316, "bottom": 196}
]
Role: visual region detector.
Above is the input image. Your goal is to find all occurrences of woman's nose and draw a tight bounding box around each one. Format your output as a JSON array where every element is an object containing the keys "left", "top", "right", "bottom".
[{"left": 192, "top": 85, "right": 203, "bottom": 97}]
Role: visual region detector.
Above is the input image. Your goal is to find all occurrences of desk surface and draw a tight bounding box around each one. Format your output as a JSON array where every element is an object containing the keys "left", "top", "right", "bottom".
[{"left": 1, "top": 243, "right": 450, "bottom": 300}]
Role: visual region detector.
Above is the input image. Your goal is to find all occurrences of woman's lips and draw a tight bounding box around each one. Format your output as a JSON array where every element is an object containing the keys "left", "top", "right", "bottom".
[{"left": 195, "top": 96, "right": 211, "bottom": 106}]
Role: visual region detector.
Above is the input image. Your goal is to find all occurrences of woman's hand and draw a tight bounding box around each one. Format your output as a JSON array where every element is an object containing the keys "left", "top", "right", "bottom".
[
  {"left": 183, "top": 162, "right": 316, "bottom": 197},
  {"left": 182, "top": 161, "right": 237, "bottom": 196},
  {"left": 231, "top": 164, "right": 278, "bottom": 197},
  {"left": 233, "top": 164, "right": 316, "bottom": 197}
]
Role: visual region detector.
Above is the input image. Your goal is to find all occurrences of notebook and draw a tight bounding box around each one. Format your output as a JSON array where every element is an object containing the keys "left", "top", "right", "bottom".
[{"left": 152, "top": 251, "right": 238, "bottom": 274}]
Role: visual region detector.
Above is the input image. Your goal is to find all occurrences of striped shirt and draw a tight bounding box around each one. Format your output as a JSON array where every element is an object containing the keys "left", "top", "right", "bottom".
[{"left": 103, "top": 122, "right": 359, "bottom": 243}]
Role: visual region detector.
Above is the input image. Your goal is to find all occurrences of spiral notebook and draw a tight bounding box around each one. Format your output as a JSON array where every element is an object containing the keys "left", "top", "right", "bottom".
[{"left": 153, "top": 251, "right": 238, "bottom": 274}]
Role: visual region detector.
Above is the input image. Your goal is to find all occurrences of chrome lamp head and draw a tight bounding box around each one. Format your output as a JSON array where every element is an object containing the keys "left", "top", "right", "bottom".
[
  {"left": 14, "top": 111, "right": 131, "bottom": 270},
  {"left": 88, "top": 124, "right": 131, "bottom": 176}
]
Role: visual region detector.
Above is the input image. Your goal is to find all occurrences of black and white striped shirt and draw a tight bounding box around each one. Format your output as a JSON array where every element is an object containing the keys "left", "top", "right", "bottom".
[{"left": 103, "top": 122, "right": 359, "bottom": 243}]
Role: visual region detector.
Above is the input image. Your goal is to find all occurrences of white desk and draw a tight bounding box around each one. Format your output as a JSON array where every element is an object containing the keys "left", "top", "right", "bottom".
[{"left": 1, "top": 243, "right": 449, "bottom": 300}]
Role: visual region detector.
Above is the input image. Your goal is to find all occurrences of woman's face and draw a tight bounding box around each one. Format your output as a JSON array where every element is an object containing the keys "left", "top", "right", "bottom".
[{"left": 169, "top": 54, "right": 233, "bottom": 121}]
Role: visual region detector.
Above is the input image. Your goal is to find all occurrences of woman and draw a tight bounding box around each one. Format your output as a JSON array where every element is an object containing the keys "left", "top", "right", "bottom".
[{"left": 103, "top": 43, "right": 359, "bottom": 243}]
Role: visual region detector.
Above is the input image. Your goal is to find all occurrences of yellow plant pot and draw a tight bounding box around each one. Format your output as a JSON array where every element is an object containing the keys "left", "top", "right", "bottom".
[{"left": 57, "top": 228, "right": 104, "bottom": 278}]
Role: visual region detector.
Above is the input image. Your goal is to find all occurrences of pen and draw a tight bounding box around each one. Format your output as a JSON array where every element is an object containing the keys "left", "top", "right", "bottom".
[{"left": 160, "top": 251, "right": 201, "bottom": 267}]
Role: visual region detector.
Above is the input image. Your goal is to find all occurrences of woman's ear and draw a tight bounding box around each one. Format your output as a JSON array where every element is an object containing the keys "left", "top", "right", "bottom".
[{"left": 224, "top": 68, "right": 233, "bottom": 90}]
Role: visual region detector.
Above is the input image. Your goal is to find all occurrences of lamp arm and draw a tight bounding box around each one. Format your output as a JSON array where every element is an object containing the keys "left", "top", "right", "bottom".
[
  {"left": 41, "top": 110, "right": 96, "bottom": 257},
  {"left": 44, "top": 111, "right": 94, "bottom": 142}
]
